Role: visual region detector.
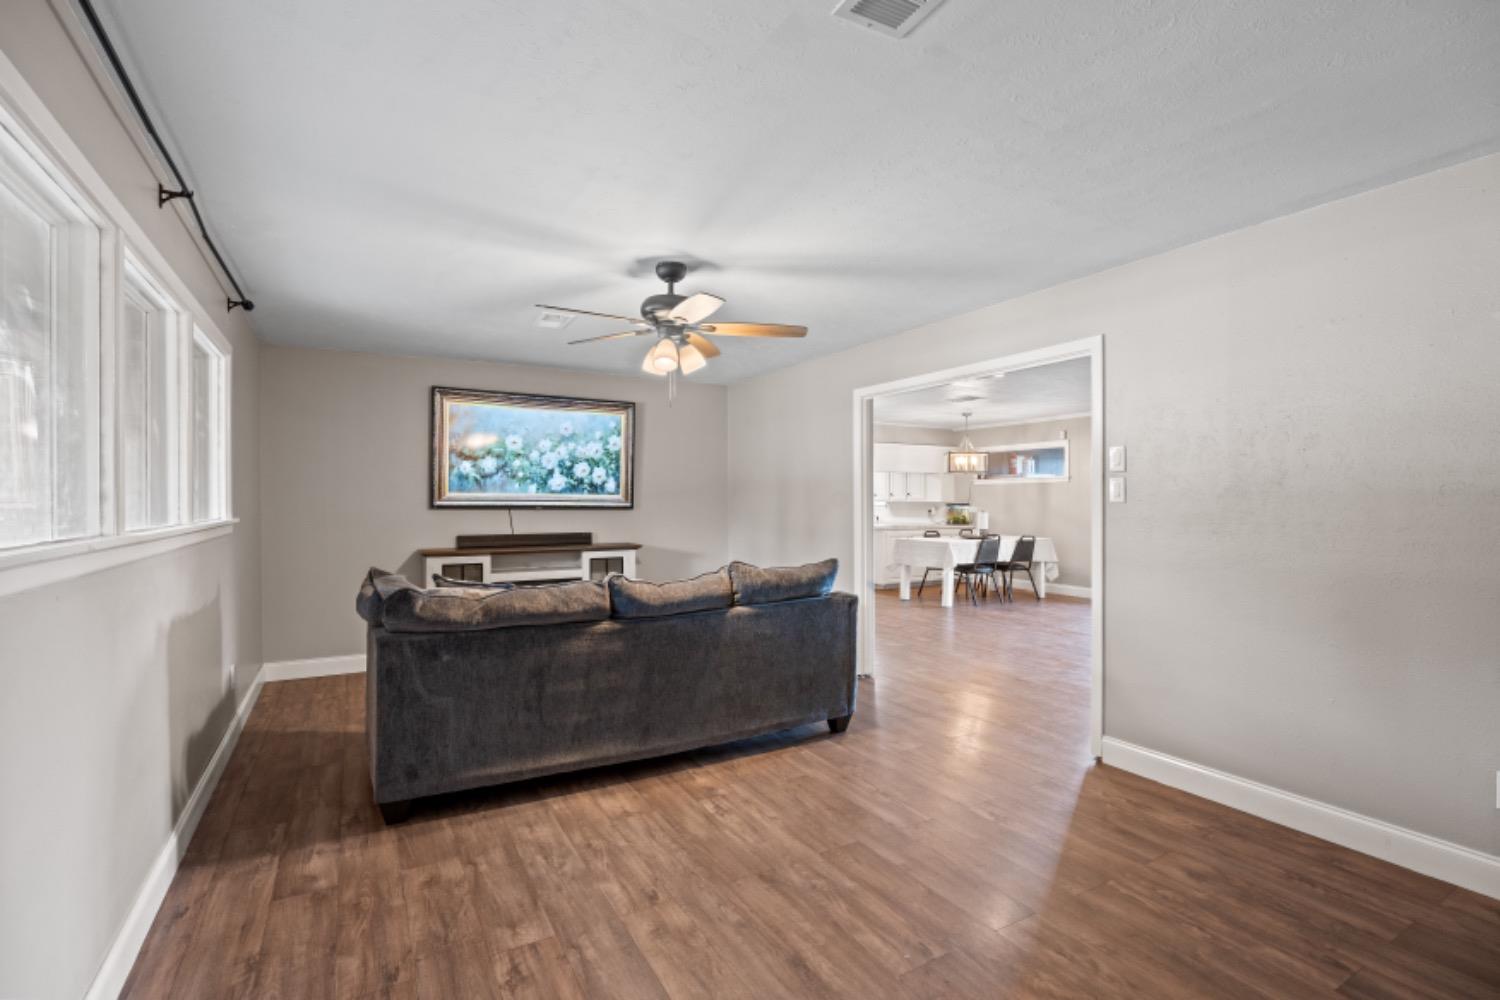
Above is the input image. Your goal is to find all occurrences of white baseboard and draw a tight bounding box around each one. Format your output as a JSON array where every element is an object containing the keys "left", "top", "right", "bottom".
[
  {"left": 1101, "top": 737, "right": 1500, "bottom": 901},
  {"left": 1037, "top": 582, "right": 1092, "bottom": 599},
  {"left": 83, "top": 667, "right": 266, "bottom": 1000},
  {"left": 261, "top": 653, "right": 364, "bottom": 682}
]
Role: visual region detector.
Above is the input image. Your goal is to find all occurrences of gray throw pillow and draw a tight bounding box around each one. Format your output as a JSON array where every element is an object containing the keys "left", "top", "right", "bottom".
[
  {"left": 728, "top": 558, "right": 838, "bottom": 605},
  {"left": 356, "top": 567, "right": 416, "bottom": 625},
  {"left": 432, "top": 574, "right": 514, "bottom": 590},
  {"left": 608, "top": 568, "right": 732, "bottom": 619},
  {"left": 379, "top": 578, "right": 610, "bottom": 633}
]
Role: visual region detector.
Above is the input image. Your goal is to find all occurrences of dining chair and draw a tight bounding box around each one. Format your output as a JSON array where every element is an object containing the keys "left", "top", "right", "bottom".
[
  {"left": 997, "top": 535, "right": 1038, "bottom": 602},
  {"left": 954, "top": 535, "right": 1002, "bottom": 605},
  {"left": 915, "top": 529, "right": 942, "bottom": 596}
]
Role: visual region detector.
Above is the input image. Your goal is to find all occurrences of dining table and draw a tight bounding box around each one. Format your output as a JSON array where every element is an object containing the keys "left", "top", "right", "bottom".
[{"left": 890, "top": 535, "right": 1061, "bottom": 608}]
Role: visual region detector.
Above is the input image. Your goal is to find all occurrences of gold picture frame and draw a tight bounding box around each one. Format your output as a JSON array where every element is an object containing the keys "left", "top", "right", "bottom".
[{"left": 431, "top": 387, "right": 635, "bottom": 509}]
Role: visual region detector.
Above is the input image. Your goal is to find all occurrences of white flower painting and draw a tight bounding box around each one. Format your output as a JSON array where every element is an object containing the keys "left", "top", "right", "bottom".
[{"left": 434, "top": 388, "right": 633, "bottom": 508}]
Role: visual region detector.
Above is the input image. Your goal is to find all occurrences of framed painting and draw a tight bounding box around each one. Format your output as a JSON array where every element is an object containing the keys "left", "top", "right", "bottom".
[{"left": 431, "top": 387, "right": 635, "bottom": 508}]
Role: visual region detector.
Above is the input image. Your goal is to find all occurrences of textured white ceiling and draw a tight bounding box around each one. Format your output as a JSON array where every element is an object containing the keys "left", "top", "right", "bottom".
[
  {"left": 95, "top": 0, "right": 1500, "bottom": 383},
  {"left": 874, "top": 357, "right": 1091, "bottom": 428}
]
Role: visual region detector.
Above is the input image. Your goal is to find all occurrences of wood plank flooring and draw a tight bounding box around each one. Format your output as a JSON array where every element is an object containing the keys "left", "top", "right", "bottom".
[{"left": 122, "top": 590, "right": 1500, "bottom": 999}]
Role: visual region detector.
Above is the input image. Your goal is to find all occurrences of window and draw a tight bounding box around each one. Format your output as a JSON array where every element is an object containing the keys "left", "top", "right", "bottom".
[
  {"left": 190, "top": 329, "right": 226, "bottom": 522},
  {"left": 0, "top": 79, "right": 232, "bottom": 577},
  {"left": 119, "top": 257, "right": 180, "bottom": 531},
  {"left": 0, "top": 112, "right": 100, "bottom": 550}
]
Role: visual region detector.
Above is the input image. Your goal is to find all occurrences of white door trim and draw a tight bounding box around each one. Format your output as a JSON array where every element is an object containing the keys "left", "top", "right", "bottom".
[{"left": 851, "top": 335, "right": 1106, "bottom": 756}]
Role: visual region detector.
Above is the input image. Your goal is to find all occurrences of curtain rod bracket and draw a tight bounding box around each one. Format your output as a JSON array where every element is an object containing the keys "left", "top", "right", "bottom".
[
  {"left": 227, "top": 298, "right": 255, "bottom": 312},
  {"left": 158, "top": 184, "right": 193, "bottom": 207}
]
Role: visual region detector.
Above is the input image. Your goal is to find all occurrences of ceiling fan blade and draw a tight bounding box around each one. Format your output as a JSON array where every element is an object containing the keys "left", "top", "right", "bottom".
[
  {"left": 695, "top": 322, "right": 807, "bottom": 338},
  {"left": 685, "top": 332, "right": 721, "bottom": 358},
  {"left": 668, "top": 292, "right": 725, "bottom": 325},
  {"left": 567, "top": 329, "right": 651, "bottom": 345},
  {"left": 535, "top": 303, "right": 642, "bottom": 324}
]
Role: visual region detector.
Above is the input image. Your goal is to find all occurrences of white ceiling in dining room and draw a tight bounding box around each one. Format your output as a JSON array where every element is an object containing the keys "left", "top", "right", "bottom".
[
  {"left": 91, "top": 0, "right": 1500, "bottom": 383},
  {"left": 874, "top": 357, "right": 1092, "bottom": 429}
]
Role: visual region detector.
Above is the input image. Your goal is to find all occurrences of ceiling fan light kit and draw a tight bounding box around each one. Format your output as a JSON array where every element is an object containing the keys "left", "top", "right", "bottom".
[
  {"left": 677, "top": 342, "right": 708, "bottom": 375},
  {"left": 539, "top": 260, "right": 808, "bottom": 393}
]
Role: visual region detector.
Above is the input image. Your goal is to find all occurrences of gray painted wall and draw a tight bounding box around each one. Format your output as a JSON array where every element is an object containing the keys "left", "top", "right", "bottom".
[
  {"left": 728, "top": 153, "right": 1500, "bottom": 856},
  {"left": 260, "top": 345, "right": 730, "bottom": 662},
  {"left": 968, "top": 415, "right": 1093, "bottom": 589},
  {"left": 0, "top": 4, "right": 262, "bottom": 998}
]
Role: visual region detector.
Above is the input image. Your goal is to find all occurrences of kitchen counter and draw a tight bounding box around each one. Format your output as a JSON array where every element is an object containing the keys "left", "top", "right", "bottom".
[{"left": 872, "top": 524, "right": 973, "bottom": 532}]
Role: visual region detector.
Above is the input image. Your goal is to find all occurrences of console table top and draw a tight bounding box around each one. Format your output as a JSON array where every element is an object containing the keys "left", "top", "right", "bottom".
[{"left": 420, "top": 542, "right": 643, "bottom": 557}]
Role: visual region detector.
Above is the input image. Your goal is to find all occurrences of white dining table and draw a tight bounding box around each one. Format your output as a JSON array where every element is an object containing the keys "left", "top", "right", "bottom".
[{"left": 891, "top": 535, "right": 1061, "bottom": 608}]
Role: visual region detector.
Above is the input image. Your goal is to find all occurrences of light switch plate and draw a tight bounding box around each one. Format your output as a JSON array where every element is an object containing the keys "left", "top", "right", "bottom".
[
  {"left": 1108, "top": 445, "right": 1126, "bottom": 472},
  {"left": 1108, "top": 476, "right": 1126, "bottom": 503}
]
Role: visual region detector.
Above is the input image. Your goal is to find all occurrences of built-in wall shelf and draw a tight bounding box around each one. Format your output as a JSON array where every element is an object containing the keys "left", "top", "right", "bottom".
[{"left": 973, "top": 439, "right": 1069, "bottom": 484}]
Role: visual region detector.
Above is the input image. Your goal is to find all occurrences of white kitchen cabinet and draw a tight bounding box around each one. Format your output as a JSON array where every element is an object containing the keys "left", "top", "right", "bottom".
[
  {"left": 874, "top": 530, "right": 915, "bottom": 585},
  {"left": 873, "top": 443, "right": 959, "bottom": 500}
]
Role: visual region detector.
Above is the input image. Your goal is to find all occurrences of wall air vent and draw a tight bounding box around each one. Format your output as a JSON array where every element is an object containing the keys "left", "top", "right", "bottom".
[{"left": 832, "top": 0, "right": 949, "bottom": 38}]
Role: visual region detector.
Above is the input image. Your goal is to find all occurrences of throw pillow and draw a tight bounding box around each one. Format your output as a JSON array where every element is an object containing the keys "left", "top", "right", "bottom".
[
  {"left": 727, "top": 558, "right": 838, "bottom": 605},
  {"left": 608, "top": 568, "right": 733, "bottom": 619}
]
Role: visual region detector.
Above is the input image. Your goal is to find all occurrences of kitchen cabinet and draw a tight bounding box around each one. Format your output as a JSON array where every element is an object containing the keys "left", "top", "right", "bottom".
[
  {"left": 873, "top": 444, "right": 959, "bottom": 502},
  {"left": 874, "top": 530, "right": 917, "bottom": 585},
  {"left": 873, "top": 443, "right": 949, "bottom": 475},
  {"left": 883, "top": 472, "right": 941, "bottom": 501}
]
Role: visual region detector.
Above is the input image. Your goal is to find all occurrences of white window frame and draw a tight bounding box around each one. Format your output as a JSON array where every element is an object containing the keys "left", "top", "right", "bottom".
[
  {"left": 0, "top": 49, "right": 235, "bottom": 599},
  {"left": 188, "top": 325, "right": 229, "bottom": 523},
  {"left": 117, "top": 250, "right": 184, "bottom": 532},
  {"left": 0, "top": 79, "right": 103, "bottom": 551}
]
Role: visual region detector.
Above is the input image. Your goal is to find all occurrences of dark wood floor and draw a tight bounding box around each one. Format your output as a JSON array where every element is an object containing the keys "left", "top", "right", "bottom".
[{"left": 123, "top": 590, "right": 1500, "bottom": 999}]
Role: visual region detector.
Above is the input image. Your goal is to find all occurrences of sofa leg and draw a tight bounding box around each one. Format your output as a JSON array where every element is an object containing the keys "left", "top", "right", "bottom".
[
  {"left": 378, "top": 799, "right": 413, "bottom": 824},
  {"left": 828, "top": 714, "right": 852, "bottom": 734}
]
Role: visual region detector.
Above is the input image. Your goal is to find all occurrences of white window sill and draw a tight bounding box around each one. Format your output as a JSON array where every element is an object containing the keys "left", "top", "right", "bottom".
[{"left": 0, "top": 519, "right": 237, "bottom": 599}]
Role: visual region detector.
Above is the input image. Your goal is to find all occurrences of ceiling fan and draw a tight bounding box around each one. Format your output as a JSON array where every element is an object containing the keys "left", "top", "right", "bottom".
[{"left": 536, "top": 260, "right": 807, "bottom": 378}]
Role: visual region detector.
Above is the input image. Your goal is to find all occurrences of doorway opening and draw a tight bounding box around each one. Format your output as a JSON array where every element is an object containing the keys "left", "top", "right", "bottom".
[{"left": 851, "top": 337, "right": 1104, "bottom": 756}]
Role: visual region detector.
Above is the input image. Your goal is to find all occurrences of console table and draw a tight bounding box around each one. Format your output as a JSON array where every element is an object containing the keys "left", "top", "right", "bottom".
[{"left": 421, "top": 537, "right": 640, "bottom": 587}]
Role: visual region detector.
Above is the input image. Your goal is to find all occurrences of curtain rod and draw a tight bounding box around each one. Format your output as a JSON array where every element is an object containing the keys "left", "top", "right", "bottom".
[{"left": 75, "top": 0, "right": 255, "bottom": 313}]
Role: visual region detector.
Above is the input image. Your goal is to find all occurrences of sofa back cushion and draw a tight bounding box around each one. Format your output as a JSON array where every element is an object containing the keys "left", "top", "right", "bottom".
[
  {"left": 359, "top": 568, "right": 609, "bottom": 632},
  {"left": 608, "top": 568, "right": 733, "bottom": 619},
  {"left": 728, "top": 558, "right": 838, "bottom": 605}
]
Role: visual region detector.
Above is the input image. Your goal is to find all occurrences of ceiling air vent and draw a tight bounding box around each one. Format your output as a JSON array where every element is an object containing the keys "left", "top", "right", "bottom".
[
  {"left": 535, "top": 310, "right": 576, "bottom": 329},
  {"left": 832, "top": 0, "right": 949, "bottom": 38}
]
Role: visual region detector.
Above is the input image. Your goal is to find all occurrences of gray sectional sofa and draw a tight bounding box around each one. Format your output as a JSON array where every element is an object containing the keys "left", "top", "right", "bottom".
[{"left": 356, "top": 560, "right": 857, "bottom": 822}]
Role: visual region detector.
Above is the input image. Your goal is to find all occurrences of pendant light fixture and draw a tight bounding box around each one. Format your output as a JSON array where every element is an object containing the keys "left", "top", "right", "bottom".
[{"left": 947, "top": 411, "right": 989, "bottom": 473}]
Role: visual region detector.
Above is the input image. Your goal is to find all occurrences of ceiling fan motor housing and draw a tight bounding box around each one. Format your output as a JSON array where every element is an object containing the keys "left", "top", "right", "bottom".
[{"left": 641, "top": 292, "right": 686, "bottom": 321}]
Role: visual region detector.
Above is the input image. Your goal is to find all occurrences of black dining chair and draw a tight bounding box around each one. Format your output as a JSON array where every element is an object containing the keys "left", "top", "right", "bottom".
[
  {"left": 914, "top": 530, "right": 942, "bottom": 597},
  {"left": 997, "top": 535, "right": 1038, "bottom": 602},
  {"left": 954, "top": 535, "right": 1002, "bottom": 605}
]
